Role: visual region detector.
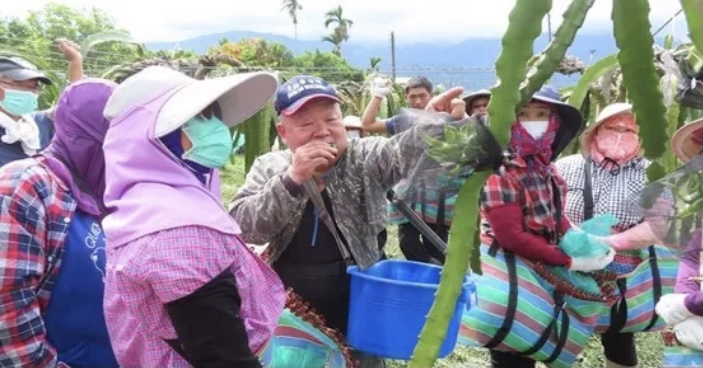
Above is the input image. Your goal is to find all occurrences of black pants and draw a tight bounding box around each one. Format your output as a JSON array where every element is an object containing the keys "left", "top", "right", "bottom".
[
  {"left": 601, "top": 331, "right": 637, "bottom": 366},
  {"left": 398, "top": 222, "right": 447, "bottom": 264},
  {"left": 490, "top": 350, "right": 535, "bottom": 368}
]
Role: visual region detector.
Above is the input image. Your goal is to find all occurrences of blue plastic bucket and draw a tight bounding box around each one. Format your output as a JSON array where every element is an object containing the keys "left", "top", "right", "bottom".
[{"left": 346, "top": 259, "right": 474, "bottom": 360}]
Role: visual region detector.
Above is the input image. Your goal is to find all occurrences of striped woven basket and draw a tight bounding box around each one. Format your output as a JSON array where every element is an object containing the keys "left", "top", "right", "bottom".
[
  {"left": 459, "top": 244, "right": 613, "bottom": 368},
  {"left": 662, "top": 330, "right": 703, "bottom": 368},
  {"left": 257, "top": 291, "right": 356, "bottom": 368},
  {"left": 593, "top": 246, "right": 679, "bottom": 334}
]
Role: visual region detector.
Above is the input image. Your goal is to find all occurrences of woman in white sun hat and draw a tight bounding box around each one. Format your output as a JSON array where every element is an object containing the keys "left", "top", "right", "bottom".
[
  {"left": 100, "top": 66, "right": 286, "bottom": 368},
  {"left": 343, "top": 115, "right": 364, "bottom": 139},
  {"left": 555, "top": 102, "right": 678, "bottom": 368},
  {"left": 461, "top": 89, "right": 491, "bottom": 118}
]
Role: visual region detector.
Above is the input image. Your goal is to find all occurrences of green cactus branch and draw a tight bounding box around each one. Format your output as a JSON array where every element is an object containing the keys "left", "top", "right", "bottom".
[
  {"left": 612, "top": 0, "right": 669, "bottom": 181},
  {"left": 680, "top": 0, "right": 703, "bottom": 55},
  {"left": 519, "top": 0, "right": 596, "bottom": 107}
]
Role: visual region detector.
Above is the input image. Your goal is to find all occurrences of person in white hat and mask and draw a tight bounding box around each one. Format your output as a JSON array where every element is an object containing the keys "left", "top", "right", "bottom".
[
  {"left": 555, "top": 102, "right": 672, "bottom": 368},
  {"left": 343, "top": 115, "right": 364, "bottom": 140},
  {"left": 101, "top": 66, "right": 285, "bottom": 368},
  {"left": 462, "top": 89, "right": 491, "bottom": 119}
]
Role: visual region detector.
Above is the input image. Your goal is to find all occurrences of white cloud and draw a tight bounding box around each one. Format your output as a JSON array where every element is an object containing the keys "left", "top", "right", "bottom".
[{"left": 3, "top": 0, "right": 692, "bottom": 44}]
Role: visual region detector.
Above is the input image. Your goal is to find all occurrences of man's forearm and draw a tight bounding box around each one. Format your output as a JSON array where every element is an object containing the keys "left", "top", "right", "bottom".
[{"left": 361, "top": 96, "right": 388, "bottom": 133}]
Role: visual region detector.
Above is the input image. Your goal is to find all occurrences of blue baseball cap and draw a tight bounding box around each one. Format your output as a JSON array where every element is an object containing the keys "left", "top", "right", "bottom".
[{"left": 274, "top": 75, "right": 340, "bottom": 116}]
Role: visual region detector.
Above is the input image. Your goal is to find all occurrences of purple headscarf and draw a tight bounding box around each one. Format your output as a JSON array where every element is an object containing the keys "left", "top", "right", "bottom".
[
  {"left": 102, "top": 84, "right": 239, "bottom": 248},
  {"left": 42, "top": 78, "right": 118, "bottom": 217}
]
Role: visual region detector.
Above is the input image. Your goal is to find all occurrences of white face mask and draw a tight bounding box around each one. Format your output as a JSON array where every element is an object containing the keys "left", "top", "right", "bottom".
[
  {"left": 346, "top": 130, "right": 361, "bottom": 140},
  {"left": 520, "top": 120, "right": 549, "bottom": 140}
]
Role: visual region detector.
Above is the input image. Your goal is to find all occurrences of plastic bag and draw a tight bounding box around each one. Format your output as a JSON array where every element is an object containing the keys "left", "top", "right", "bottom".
[
  {"left": 625, "top": 153, "right": 703, "bottom": 259},
  {"left": 389, "top": 108, "right": 503, "bottom": 204}
]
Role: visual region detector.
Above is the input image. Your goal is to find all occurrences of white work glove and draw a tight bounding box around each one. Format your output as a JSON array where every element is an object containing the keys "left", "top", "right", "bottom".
[
  {"left": 568, "top": 247, "right": 615, "bottom": 272},
  {"left": 371, "top": 77, "right": 392, "bottom": 98},
  {"left": 656, "top": 293, "right": 694, "bottom": 325},
  {"left": 674, "top": 315, "right": 703, "bottom": 351}
]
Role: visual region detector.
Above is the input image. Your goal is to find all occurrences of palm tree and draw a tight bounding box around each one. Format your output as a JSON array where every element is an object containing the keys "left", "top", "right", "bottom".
[
  {"left": 321, "top": 28, "right": 345, "bottom": 56},
  {"left": 323, "top": 5, "right": 353, "bottom": 54},
  {"left": 281, "top": 0, "right": 303, "bottom": 40},
  {"left": 369, "top": 56, "right": 382, "bottom": 72}
]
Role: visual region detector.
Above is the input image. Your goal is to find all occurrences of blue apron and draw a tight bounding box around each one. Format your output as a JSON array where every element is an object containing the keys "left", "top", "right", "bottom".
[{"left": 43, "top": 211, "right": 118, "bottom": 368}]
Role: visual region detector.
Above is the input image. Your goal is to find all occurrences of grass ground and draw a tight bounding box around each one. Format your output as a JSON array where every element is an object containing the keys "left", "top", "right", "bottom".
[{"left": 221, "top": 156, "right": 665, "bottom": 368}]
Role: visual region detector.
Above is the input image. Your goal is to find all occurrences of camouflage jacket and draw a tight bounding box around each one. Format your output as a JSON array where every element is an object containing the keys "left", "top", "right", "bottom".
[{"left": 229, "top": 113, "right": 460, "bottom": 269}]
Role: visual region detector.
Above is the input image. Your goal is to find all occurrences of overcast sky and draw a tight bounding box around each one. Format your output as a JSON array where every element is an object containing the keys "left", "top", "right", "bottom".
[{"left": 3, "top": 0, "right": 691, "bottom": 44}]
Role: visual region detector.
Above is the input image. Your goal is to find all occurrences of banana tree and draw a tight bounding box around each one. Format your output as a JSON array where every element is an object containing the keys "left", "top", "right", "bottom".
[
  {"left": 335, "top": 72, "right": 407, "bottom": 118},
  {"left": 409, "top": 0, "right": 699, "bottom": 366}
]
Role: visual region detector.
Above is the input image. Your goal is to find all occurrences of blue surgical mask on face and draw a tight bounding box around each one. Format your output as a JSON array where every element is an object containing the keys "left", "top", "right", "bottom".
[
  {"left": 181, "top": 115, "right": 233, "bottom": 169},
  {"left": 0, "top": 88, "right": 39, "bottom": 116}
]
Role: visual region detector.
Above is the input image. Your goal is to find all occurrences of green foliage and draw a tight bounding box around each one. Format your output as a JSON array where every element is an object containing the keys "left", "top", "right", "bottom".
[
  {"left": 0, "top": 3, "right": 140, "bottom": 74},
  {"left": 291, "top": 50, "right": 364, "bottom": 83},
  {"left": 209, "top": 38, "right": 295, "bottom": 68}
]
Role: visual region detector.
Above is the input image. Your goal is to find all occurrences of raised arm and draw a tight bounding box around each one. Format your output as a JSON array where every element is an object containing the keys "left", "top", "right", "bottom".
[
  {"left": 55, "top": 38, "right": 84, "bottom": 83},
  {"left": 361, "top": 78, "right": 394, "bottom": 134}
]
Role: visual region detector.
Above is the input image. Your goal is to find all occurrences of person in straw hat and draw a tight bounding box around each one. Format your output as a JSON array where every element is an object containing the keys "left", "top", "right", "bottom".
[
  {"left": 343, "top": 115, "right": 364, "bottom": 139},
  {"left": 555, "top": 102, "right": 678, "bottom": 368},
  {"left": 100, "top": 66, "right": 286, "bottom": 368},
  {"left": 654, "top": 118, "right": 703, "bottom": 352}
]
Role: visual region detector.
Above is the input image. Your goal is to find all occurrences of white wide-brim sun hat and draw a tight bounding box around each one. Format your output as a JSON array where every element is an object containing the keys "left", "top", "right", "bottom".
[
  {"left": 343, "top": 115, "right": 362, "bottom": 129},
  {"left": 104, "top": 66, "right": 278, "bottom": 137},
  {"left": 671, "top": 117, "right": 703, "bottom": 163},
  {"left": 579, "top": 102, "right": 636, "bottom": 157}
]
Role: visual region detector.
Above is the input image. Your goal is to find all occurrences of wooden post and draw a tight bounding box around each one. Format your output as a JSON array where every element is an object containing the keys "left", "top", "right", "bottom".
[{"left": 391, "top": 31, "right": 397, "bottom": 82}]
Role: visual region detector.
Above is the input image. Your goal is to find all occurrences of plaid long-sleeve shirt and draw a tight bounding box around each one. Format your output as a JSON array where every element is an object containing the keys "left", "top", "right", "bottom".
[
  {"left": 0, "top": 158, "right": 76, "bottom": 368},
  {"left": 480, "top": 155, "right": 571, "bottom": 247}
]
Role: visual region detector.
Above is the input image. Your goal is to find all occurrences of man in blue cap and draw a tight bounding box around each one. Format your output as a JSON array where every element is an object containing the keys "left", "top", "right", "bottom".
[
  {"left": 230, "top": 75, "right": 468, "bottom": 367},
  {"left": 0, "top": 56, "right": 54, "bottom": 166}
]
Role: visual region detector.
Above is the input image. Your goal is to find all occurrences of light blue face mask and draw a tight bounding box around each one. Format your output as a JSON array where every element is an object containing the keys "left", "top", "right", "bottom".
[
  {"left": 0, "top": 89, "right": 39, "bottom": 116},
  {"left": 181, "top": 115, "right": 233, "bottom": 169}
]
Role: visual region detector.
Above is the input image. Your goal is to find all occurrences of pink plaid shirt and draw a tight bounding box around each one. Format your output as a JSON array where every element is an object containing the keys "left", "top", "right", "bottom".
[{"left": 104, "top": 225, "right": 285, "bottom": 368}]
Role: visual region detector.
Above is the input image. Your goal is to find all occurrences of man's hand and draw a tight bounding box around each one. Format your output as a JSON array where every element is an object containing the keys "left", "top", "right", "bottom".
[
  {"left": 286, "top": 141, "right": 338, "bottom": 184},
  {"left": 425, "top": 87, "right": 467, "bottom": 121},
  {"left": 55, "top": 38, "right": 82, "bottom": 63},
  {"left": 372, "top": 77, "right": 393, "bottom": 99}
]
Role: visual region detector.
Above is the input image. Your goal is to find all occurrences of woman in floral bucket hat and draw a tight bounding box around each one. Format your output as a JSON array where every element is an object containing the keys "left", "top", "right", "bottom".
[
  {"left": 556, "top": 103, "right": 679, "bottom": 368},
  {"left": 459, "top": 85, "right": 617, "bottom": 368}
]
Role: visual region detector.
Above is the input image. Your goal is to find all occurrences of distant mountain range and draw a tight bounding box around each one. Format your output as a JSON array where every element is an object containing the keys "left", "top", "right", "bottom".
[{"left": 145, "top": 30, "right": 668, "bottom": 90}]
